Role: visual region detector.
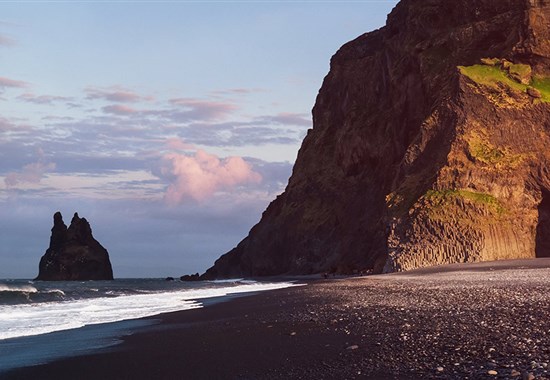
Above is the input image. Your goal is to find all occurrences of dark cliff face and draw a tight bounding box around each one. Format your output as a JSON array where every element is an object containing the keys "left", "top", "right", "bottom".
[
  {"left": 203, "top": 0, "right": 550, "bottom": 279},
  {"left": 36, "top": 212, "right": 114, "bottom": 281}
]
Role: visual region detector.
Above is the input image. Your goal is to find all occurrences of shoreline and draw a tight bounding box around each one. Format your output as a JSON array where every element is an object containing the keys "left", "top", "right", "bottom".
[{"left": 4, "top": 259, "right": 550, "bottom": 379}]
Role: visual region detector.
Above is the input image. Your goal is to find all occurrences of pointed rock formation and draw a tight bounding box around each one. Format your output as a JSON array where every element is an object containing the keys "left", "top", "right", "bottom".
[
  {"left": 202, "top": 0, "right": 550, "bottom": 279},
  {"left": 36, "top": 212, "right": 114, "bottom": 281}
]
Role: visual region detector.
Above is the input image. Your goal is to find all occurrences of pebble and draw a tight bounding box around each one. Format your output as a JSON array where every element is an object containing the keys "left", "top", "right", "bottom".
[
  {"left": 283, "top": 267, "right": 550, "bottom": 379},
  {"left": 290, "top": 332, "right": 297, "bottom": 336},
  {"left": 346, "top": 345, "right": 359, "bottom": 350}
]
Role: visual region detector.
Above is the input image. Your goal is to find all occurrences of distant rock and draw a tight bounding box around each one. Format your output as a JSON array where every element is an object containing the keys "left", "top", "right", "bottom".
[
  {"left": 35, "top": 212, "right": 114, "bottom": 281},
  {"left": 180, "top": 273, "right": 200, "bottom": 281}
]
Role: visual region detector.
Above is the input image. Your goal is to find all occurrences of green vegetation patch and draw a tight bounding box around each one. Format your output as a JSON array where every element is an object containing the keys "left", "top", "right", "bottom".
[
  {"left": 480, "top": 57, "right": 500, "bottom": 66},
  {"left": 458, "top": 63, "right": 550, "bottom": 103},
  {"left": 532, "top": 77, "right": 550, "bottom": 102},
  {"left": 468, "top": 137, "right": 505, "bottom": 165},
  {"left": 458, "top": 65, "right": 525, "bottom": 92},
  {"left": 508, "top": 63, "right": 532, "bottom": 84},
  {"left": 424, "top": 189, "right": 505, "bottom": 215},
  {"left": 466, "top": 131, "right": 527, "bottom": 168}
]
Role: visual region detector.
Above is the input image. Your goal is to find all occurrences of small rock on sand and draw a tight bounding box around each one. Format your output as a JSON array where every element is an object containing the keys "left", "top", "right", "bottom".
[
  {"left": 488, "top": 369, "right": 498, "bottom": 376},
  {"left": 346, "top": 345, "right": 359, "bottom": 350}
]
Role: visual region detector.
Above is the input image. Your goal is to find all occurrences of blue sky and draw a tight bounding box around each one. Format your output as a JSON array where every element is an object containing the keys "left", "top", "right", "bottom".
[{"left": 0, "top": 1, "right": 398, "bottom": 278}]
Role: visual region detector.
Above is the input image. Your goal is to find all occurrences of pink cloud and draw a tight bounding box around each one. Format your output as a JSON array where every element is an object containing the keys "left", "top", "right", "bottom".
[
  {"left": 165, "top": 137, "right": 195, "bottom": 151},
  {"left": 0, "top": 117, "right": 15, "bottom": 131},
  {"left": 4, "top": 160, "right": 56, "bottom": 188},
  {"left": 160, "top": 150, "right": 261, "bottom": 203},
  {"left": 18, "top": 93, "right": 71, "bottom": 105},
  {"left": 0, "top": 34, "right": 15, "bottom": 46},
  {"left": 86, "top": 86, "right": 153, "bottom": 103},
  {"left": 210, "top": 88, "right": 265, "bottom": 96},
  {"left": 0, "top": 76, "right": 28, "bottom": 91},
  {"left": 169, "top": 98, "right": 237, "bottom": 121},
  {"left": 102, "top": 104, "right": 139, "bottom": 115}
]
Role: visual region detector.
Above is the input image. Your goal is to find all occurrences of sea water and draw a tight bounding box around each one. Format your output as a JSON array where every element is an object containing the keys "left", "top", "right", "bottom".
[{"left": 0, "top": 278, "right": 298, "bottom": 372}]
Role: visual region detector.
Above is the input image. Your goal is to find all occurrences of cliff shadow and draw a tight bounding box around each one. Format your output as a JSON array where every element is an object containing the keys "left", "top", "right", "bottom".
[{"left": 536, "top": 189, "right": 550, "bottom": 258}]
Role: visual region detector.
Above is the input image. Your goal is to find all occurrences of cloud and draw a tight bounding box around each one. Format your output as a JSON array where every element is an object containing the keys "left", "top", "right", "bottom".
[
  {"left": 102, "top": 104, "right": 139, "bottom": 115},
  {"left": 210, "top": 88, "right": 265, "bottom": 96},
  {"left": 0, "top": 117, "right": 16, "bottom": 131},
  {"left": 86, "top": 86, "right": 152, "bottom": 103},
  {"left": 158, "top": 150, "right": 262, "bottom": 204},
  {"left": 168, "top": 98, "right": 237, "bottom": 121},
  {"left": 179, "top": 122, "right": 302, "bottom": 147},
  {"left": 0, "top": 34, "right": 15, "bottom": 46},
  {"left": 165, "top": 137, "right": 195, "bottom": 151},
  {"left": 0, "top": 76, "right": 28, "bottom": 92},
  {"left": 258, "top": 112, "right": 311, "bottom": 127},
  {"left": 4, "top": 159, "right": 56, "bottom": 188},
  {"left": 17, "top": 93, "right": 72, "bottom": 105}
]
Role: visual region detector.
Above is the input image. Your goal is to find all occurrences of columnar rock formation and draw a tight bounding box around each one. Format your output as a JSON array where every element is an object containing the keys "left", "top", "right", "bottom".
[
  {"left": 36, "top": 212, "right": 114, "bottom": 281},
  {"left": 203, "top": 0, "right": 550, "bottom": 278}
]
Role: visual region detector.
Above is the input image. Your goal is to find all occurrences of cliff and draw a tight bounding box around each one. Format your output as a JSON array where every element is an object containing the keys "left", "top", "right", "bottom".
[
  {"left": 203, "top": 0, "right": 550, "bottom": 278},
  {"left": 36, "top": 212, "right": 114, "bottom": 281}
]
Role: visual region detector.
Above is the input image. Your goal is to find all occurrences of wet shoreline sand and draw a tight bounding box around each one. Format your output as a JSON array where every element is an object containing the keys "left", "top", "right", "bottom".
[{"left": 5, "top": 259, "right": 550, "bottom": 379}]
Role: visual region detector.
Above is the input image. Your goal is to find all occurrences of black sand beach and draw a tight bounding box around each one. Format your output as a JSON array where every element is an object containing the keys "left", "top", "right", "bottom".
[{"left": 4, "top": 259, "right": 550, "bottom": 380}]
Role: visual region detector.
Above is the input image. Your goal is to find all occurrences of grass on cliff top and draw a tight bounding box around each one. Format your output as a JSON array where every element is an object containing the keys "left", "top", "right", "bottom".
[{"left": 458, "top": 65, "right": 550, "bottom": 102}]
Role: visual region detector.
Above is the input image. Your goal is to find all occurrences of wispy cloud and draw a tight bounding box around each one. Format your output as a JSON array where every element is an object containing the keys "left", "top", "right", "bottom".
[
  {"left": 4, "top": 157, "right": 56, "bottom": 188},
  {"left": 0, "top": 76, "right": 28, "bottom": 93},
  {"left": 86, "top": 86, "right": 153, "bottom": 103},
  {"left": 210, "top": 88, "right": 265, "bottom": 97},
  {"left": 258, "top": 112, "right": 311, "bottom": 127},
  {"left": 158, "top": 150, "right": 262, "bottom": 204},
  {"left": 17, "top": 92, "right": 72, "bottom": 105},
  {"left": 0, "top": 117, "right": 16, "bottom": 131},
  {"left": 164, "top": 137, "right": 195, "bottom": 151},
  {"left": 0, "top": 34, "right": 15, "bottom": 46},
  {"left": 102, "top": 104, "right": 139, "bottom": 115},
  {"left": 168, "top": 98, "right": 237, "bottom": 121}
]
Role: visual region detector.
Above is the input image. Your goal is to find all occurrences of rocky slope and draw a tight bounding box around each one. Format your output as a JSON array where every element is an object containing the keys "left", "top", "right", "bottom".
[
  {"left": 202, "top": 0, "right": 550, "bottom": 279},
  {"left": 36, "top": 212, "right": 114, "bottom": 281}
]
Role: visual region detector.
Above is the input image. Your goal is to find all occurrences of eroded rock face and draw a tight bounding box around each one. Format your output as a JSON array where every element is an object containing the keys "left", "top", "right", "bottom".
[
  {"left": 203, "top": 0, "right": 550, "bottom": 279},
  {"left": 36, "top": 212, "right": 114, "bottom": 281}
]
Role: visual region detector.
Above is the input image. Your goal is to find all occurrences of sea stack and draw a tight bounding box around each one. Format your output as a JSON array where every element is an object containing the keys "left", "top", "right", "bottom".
[
  {"left": 202, "top": 0, "right": 550, "bottom": 279},
  {"left": 36, "top": 212, "right": 114, "bottom": 281}
]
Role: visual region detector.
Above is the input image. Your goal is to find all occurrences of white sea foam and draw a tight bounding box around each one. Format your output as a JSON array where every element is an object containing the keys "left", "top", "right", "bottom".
[
  {"left": 0, "top": 284, "right": 38, "bottom": 293},
  {"left": 0, "top": 281, "right": 300, "bottom": 340}
]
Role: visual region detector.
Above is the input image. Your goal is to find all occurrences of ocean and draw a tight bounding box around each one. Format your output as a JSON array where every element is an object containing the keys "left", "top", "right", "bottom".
[{"left": 0, "top": 278, "right": 299, "bottom": 372}]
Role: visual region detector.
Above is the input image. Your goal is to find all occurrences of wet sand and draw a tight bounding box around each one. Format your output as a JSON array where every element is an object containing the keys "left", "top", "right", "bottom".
[{"left": 4, "top": 259, "right": 550, "bottom": 380}]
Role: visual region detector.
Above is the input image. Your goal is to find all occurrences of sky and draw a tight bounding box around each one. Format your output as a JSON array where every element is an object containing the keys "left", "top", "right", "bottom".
[{"left": 0, "top": 0, "right": 398, "bottom": 279}]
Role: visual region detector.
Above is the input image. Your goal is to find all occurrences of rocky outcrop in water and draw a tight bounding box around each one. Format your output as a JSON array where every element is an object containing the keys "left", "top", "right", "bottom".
[
  {"left": 36, "top": 212, "right": 114, "bottom": 281},
  {"left": 202, "top": 0, "right": 550, "bottom": 279}
]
